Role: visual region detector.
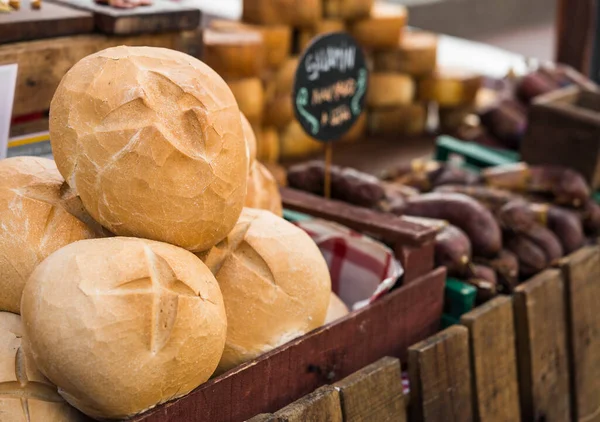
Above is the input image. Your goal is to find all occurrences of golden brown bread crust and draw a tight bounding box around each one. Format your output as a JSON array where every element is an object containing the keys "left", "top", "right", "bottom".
[
  {"left": 0, "top": 157, "right": 95, "bottom": 314},
  {"left": 325, "top": 292, "right": 349, "bottom": 323},
  {"left": 21, "top": 237, "right": 227, "bottom": 419},
  {"left": 198, "top": 208, "right": 331, "bottom": 373},
  {"left": 245, "top": 162, "right": 283, "bottom": 216},
  {"left": 50, "top": 46, "right": 248, "bottom": 252}
]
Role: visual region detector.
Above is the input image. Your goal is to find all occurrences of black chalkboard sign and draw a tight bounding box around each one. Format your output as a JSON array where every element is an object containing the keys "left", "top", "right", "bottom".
[{"left": 293, "top": 32, "right": 369, "bottom": 142}]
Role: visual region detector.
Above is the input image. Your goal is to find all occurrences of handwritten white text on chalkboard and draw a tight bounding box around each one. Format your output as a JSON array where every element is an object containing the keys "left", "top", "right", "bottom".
[{"left": 305, "top": 46, "right": 356, "bottom": 81}]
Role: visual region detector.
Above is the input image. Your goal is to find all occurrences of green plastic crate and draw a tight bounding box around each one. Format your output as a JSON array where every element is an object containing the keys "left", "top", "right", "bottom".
[
  {"left": 435, "top": 136, "right": 520, "bottom": 170},
  {"left": 445, "top": 278, "right": 477, "bottom": 319}
]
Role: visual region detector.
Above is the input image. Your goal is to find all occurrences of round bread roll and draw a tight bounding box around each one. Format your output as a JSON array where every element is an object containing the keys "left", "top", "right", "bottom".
[
  {"left": 245, "top": 162, "right": 283, "bottom": 216},
  {"left": 0, "top": 157, "right": 95, "bottom": 314},
  {"left": 0, "top": 312, "right": 84, "bottom": 421},
  {"left": 198, "top": 208, "right": 331, "bottom": 373},
  {"left": 241, "top": 113, "right": 257, "bottom": 170},
  {"left": 21, "top": 237, "right": 227, "bottom": 419},
  {"left": 49, "top": 46, "right": 248, "bottom": 252},
  {"left": 325, "top": 293, "right": 349, "bottom": 323}
]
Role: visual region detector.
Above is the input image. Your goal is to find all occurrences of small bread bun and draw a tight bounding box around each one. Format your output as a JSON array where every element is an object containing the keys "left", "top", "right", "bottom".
[
  {"left": 245, "top": 162, "right": 283, "bottom": 216},
  {"left": 0, "top": 157, "right": 95, "bottom": 314},
  {"left": 50, "top": 46, "right": 248, "bottom": 252},
  {"left": 21, "top": 237, "right": 227, "bottom": 419},
  {"left": 325, "top": 293, "right": 349, "bottom": 323},
  {"left": 241, "top": 113, "right": 258, "bottom": 170},
  {"left": 0, "top": 312, "right": 84, "bottom": 421},
  {"left": 198, "top": 208, "right": 331, "bottom": 373}
]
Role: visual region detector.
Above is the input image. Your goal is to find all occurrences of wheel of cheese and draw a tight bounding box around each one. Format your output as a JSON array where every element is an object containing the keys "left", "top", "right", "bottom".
[
  {"left": 323, "top": 0, "right": 373, "bottom": 19},
  {"left": 203, "top": 28, "right": 265, "bottom": 79},
  {"left": 228, "top": 78, "right": 265, "bottom": 124},
  {"left": 0, "top": 312, "right": 84, "bottom": 421},
  {"left": 0, "top": 157, "right": 95, "bottom": 314},
  {"left": 368, "top": 103, "right": 427, "bottom": 135},
  {"left": 367, "top": 73, "right": 415, "bottom": 107},
  {"left": 279, "top": 121, "right": 324, "bottom": 159},
  {"left": 418, "top": 69, "right": 483, "bottom": 107},
  {"left": 21, "top": 237, "right": 227, "bottom": 419},
  {"left": 264, "top": 94, "right": 294, "bottom": 129},
  {"left": 210, "top": 20, "right": 292, "bottom": 69},
  {"left": 243, "top": 0, "right": 322, "bottom": 27},
  {"left": 257, "top": 126, "right": 281, "bottom": 163},
  {"left": 296, "top": 20, "right": 345, "bottom": 52},
  {"left": 197, "top": 208, "right": 330, "bottom": 372},
  {"left": 245, "top": 162, "right": 283, "bottom": 216},
  {"left": 50, "top": 46, "right": 249, "bottom": 252},
  {"left": 350, "top": 2, "right": 408, "bottom": 50},
  {"left": 275, "top": 57, "right": 299, "bottom": 96},
  {"left": 374, "top": 30, "right": 438, "bottom": 76}
]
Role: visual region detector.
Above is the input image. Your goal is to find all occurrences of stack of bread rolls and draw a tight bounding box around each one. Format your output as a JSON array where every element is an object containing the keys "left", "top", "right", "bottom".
[{"left": 0, "top": 46, "right": 332, "bottom": 420}]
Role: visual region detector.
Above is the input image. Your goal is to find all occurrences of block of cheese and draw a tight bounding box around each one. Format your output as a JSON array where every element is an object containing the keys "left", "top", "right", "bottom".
[
  {"left": 21, "top": 237, "right": 227, "bottom": 419},
  {"left": 264, "top": 94, "right": 294, "bottom": 129},
  {"left": 280, "top": 121, "right": 324, "bottom": 159},
  {"left": 0, "top": 312, "right": 84, "bottom": 421},
  {"left": 368, "top": 103, "right": 427, "bottom": 135},
  {"left": 228, "top": 78, "right": 265, "bottom": 124},
  {"left": 245, "top": 162, "right": 283, "bottom": 216},
  {"left": 257, "top": 126, "right": 281, "bottom": 163},
  {"left": 198, "top": 208, "right": 331, "bottom": 372},
  {"left": 374, "top": 30, "right": 438, "bottom": 76},
  {"left": 203, "top": 28, "right": 265, "bottom": 79},
  {"left": 323, "top": 0, "right": 373, "bottom": 19},
  {"left": 210, "top": 20, "right": 292, "bottom": 69},
  {"left": 340, "top": 112, "right": 367, "bottom": 143},
  {"left": 0, "top": 157, "right": 96, "bottom": 314},
  {"left": 418, "top": 69, "right": 483, "bottom": 107},
  {"left": 367, "top": 73, "right": 415, "bottom": 107},
  {"left": 243, "top": 0, "right": 322, "bottom": 27},
  {"left": 297, "top": 20, "right": 345, "bottom": 52},
  {"left": 350, "top": 2, "right": 408, "bottom": 50}
]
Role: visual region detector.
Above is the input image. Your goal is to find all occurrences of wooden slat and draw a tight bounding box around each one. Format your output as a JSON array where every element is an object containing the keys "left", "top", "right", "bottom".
[
  {"left": 246, "top": 415, "right": 274, "bottom": 422},
  {"left": 514, "top": 269, "right": 571, "bottom": 422},
  {"left": 408, "top": 325, "right": 473, "bottom": 422},
  {"left": 556, "top": 0, "right": 595, "bottom": 74},
  {"left": 130, "top": 267, "right": 445, "bottom": 422},
  {"left": 333, "top": 356, "right": 406, "bottom": 421},
  {"left": 560, "top": 246, "right": 600, "bottom": 422},
  {"left": 461, "top": 296, "right": 521, "bottom": 422},
  {"left": 0, "top": 31, "right": 202, "bottom": 118},
  {"left": 273, "top": 386, "right": 342, "bottom": 422},
  {"left": 0, "top": 2, "right": 93, "bottom": 44}
]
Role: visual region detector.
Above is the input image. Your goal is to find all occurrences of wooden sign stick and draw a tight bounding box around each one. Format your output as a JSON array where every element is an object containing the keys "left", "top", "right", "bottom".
[{"left": 324, "top": 143, "right": 333, "bottom": 199}]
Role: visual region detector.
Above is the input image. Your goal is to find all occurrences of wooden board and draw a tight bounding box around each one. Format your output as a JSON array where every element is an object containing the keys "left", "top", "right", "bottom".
[
  {"left": 560, "top": 246, "right": 600, "bottom": 422},
  {"left": 461, "top": 296, "right": 521, "bottom": 422},
  {"left": 556, "top": 0, "right": 595, "bottom": 75},
  {"left": 0, "top": 1, "right": 93, "bottom": 44},
  {"left": 127, "top": 267, "right": 445, "bottom": 422},
  {"left": 48, "top": 0, "right": 199, "bottom": 35},
  {"left": 0, "top": 31, "right": 202, "bottom": 118},
  {"left": 273, "top": 386, "right": 342, "bottom": 422},
  {"left": 514, "top": 269, "right": 571, "bottom": 422},
  {"left": 333, "top": 356, "right": 406, "bottom": 422},
  {"left": 408, "top": 325, "right": 473, "bottom": 422}
]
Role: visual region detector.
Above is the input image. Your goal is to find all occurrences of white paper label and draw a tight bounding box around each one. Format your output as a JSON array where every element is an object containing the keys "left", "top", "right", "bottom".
[{"left": 0, "top": 64, "right": 18, "bottom": 160}]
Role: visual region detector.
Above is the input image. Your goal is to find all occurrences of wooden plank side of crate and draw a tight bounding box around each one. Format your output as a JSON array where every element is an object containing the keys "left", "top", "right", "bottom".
[
  {"left": 272, "top": 386, "right": 342, "bottom": 422},
  {"left": 0, "top": 31, "right": 203, "bottom": 118},
  {"left": 333, "top": 356, "right": 406, "bottom": 422},
  {"left": 461, "top": 296, "right": 521, "bottom": 422},
  {"left": 407, "top": 325, "right": 473, "bottom": 422},
  {"left": 132, "top": 267, "right": 445, "bottom": 422},
  {"left": 560, "top": 246, "right": 600, "bottom": 422},
  {"left": 514, "top": 269, "right": 571, "bottom": 422}
]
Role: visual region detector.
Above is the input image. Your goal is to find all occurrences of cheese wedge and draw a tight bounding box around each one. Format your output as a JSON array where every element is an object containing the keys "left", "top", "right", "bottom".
[
  {"left": 374, "top": 31, "right": 438, "bottom": 76},
  {"left": 367, "top": 73, "right": 415, "bottom": 107},
  {"left": 350, "top": 2, "right": 408, "bottom": 50}
]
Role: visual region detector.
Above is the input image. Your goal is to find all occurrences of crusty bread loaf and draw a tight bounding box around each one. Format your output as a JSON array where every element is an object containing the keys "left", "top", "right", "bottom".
[
  {"left": 0, "top": 157, "right": 95, "bottom": 314},
  {"left": 50, "top": 46, "right": 248, "bottom": 252},
  {"left": 325, "top": 293, "right": 349, "bottom": 323},
  {"left": 241, "top": 113, "right": 257, "bottom": 170},
  {"left": 21, "top": 237, "right": 227, "bottom": 419},
  {"left": 198, "top": 208, "right": 330, "bottom": 372},
  {"left": 0, "top": 312, "right": 84, "bottom": 421},
  {"left": 245, "top": 162, "right": 283, "bottom": 216}
]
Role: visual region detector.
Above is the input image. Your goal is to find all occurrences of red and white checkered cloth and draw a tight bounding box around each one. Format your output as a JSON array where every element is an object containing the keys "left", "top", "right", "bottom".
[{"left": 294, "top": 219, "right": 403, "bottom": 310}]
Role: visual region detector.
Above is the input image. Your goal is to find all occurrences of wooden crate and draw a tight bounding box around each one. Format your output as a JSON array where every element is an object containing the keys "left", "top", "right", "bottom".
[{"left": 521, "top": 86, "right": 600, "bottom": 189}]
